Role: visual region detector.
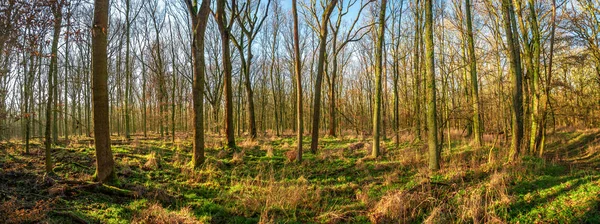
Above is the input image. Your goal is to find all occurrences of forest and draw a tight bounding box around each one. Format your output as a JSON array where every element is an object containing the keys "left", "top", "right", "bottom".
[{"left": 1, "top": 0, "right": 600, "bottom": 223}]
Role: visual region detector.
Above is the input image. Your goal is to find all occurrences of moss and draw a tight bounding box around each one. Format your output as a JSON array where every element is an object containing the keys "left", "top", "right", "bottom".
[{"left": 3, "top": 132, "right": 600, "bottom": 223}]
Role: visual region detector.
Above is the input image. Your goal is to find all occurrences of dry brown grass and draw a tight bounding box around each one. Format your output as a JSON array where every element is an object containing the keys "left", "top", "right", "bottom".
[
  {"left": 182, "top": 158, "right": 224, "bottom": 184},
  {"left": 263, "top": 145, "right": 274, "bottom": 157},
  {"left": 132, "top": 203, "right": 200, "bottom": 224},
  {"left": 0, "top": 198, "right": 54, "bottom": 224},
  {"left": 284, "top": 150, "right": 297, "bottom": 162},
  {"left": 487, "top": 171, "right": 512, "bottom": 206},
  {"left": 239, "top": 139, "right": 259, "bottom": 150},
  {"left": 143, "top": 151, "right": 161, "bottom": 170},
  {"left": 216, "top": 150, "right": 228, "bottom": 159},
  {"left": 230, "top": 172, "right": 322, "bottom": 222},
  {"left": 369, "top": 189, "right": 435, "bottom": 223},
  {"left": 232, "top": 150, "right": 246, "bottom": 164}
]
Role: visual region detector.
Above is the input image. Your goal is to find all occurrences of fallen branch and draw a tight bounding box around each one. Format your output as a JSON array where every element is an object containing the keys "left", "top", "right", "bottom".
[{"left": 62, "top": 182, "right": 137, "bottom": 198}]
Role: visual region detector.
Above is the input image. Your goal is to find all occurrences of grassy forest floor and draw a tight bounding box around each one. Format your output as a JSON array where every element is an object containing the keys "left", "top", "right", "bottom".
[{"left": 1, "top": 129, "right": 600, "bottom": 223}]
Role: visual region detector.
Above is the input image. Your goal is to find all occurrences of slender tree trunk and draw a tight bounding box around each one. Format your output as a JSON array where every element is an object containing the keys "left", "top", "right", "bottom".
[
  {"left": 46, "top": 3, "right": 63, "bottom": 173},
  {"left": 64, "top": 9, "right": 70, "bottom": 140},
  {"left": 310, "top": 0, "right": 338, "bottom": 154},
  {"left": 539, "top": 0, "right": 557, "bottom": 157},
  {"left": 292, "top": 0, "right": 303, "bottom": 162},
  {"left": 125, "top": 0, "right": 131, "bottom": 140},
  {"left": 465, "top": 0, "right": 482, "bottom": 147},
  {"left": 329, "top": 32, "right": 338, "bottom": 137},
  {"left": 424, "top": 0, "right": 439, "bottom": 171},
  {"left": 527, "top": 0, "right": 541, "bottom": 153},
  {"left": 501, "top": 0, "right": 524, "bottom": 162},
  {"left": 92, "top": 0, "right": 116, "bottom": 182},
  {"left": 413, "top": 0, "right": 422, "bottom": 141},
  {"left": 187, "top": 0, "right": 211, "bottom": 167},
  {"left": 373, "top": 0, "right": 387, "bottom": 158},
  {"left": 215, "top": 0, "right": 236, "bottom": 148}
]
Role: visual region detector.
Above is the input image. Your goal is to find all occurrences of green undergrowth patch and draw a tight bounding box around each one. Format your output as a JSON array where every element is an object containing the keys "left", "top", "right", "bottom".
[{"left": 2, "top": 130, "right": 599, "bottom": 223}]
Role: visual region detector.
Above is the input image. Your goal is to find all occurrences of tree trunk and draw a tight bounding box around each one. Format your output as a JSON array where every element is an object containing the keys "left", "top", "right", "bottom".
[
  {"left": 92, "top": 0, "right": 116, "bottom": 182},
  {"left": 187, "top": 0, "right": 211, "bottom": 167},
  {"left": 465, "top": 0, "right": 482, "bottom": 147},
  {"left": 424, "top": 0, "right": 439, "bottom": 171},
  {"left": 125, "top": 0, "right": 131, "bottom": 140},
  {"left": 413, "top": 0, "right": 422, "bottom": 141},
  {"left": 310, "top": 0, "right": 338, "bottom": 154},
  {"left": 501, "top": 0, "right": 524, "bottom": 162},
  {"left": 292, "top": 0, "right": 303, "bottom": 162},
  {"left": 215, "top": 0, "right": 236, "bottom": 148},
  {"left": 46, "top": 2, "right": 63, "bottom": 173},
  {"left": 373, "top": 0, "right": 387, "bottom": 158},
  {"left": 527, "top": 0, "right": 541, "bottom": 153}
]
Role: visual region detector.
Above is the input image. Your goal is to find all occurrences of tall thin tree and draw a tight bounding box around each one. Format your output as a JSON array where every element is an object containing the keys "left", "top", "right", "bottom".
[
  {"left": 424, "top": 0, "right": 439, "bottom": 171},
  {"left": 309, "top": 0, "right": 338, "bottom": 154},
  {"left": 292, "top": 0, "right": 303, "bottom": 162},
  {"left": 373, "top": 0, "right": 387, "bottom": 157},
  {"left": 92, "top": 0, "right": 116, "bottom": 182},
  {"left": 501, "top": 0, "right": 524, "bottom": 162},
  {"left": 465, "top": 0, "right": 482, "bottom": 147},
  {"left": 215, "top": 0, "right": 236, "bottom": 148},
  {"left": 186, "top": 0, "right": 211, "bottom": 167}
]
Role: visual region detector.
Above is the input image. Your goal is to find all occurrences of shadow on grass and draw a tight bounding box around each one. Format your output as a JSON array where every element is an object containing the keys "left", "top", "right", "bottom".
[
  {"left": 545, "top": 131, "right": 600, "bottom": 168},
  {"left": 580, "top": 199, "right": 600, "bottom": 224}
]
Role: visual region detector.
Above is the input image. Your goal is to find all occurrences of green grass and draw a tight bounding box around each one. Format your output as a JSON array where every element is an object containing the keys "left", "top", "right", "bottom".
[{"left": 1, "top": 131, "right": 599, "bottom": 223}]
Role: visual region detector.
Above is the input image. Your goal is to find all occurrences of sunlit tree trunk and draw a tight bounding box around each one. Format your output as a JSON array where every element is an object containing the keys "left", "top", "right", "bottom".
[
  {"left": 310, "top": 0, "right": 338, "bottom": 154},
  {"left": 501, "top": 0, "right": 524, "bottom": 162},
  {"left": 465, "top": 0, "right": 482, "bottom": 147},
  {"left": 373, "top": 0, "right": 387, "bottom": 157},
  {"left": 424, "top": 0, "right": 439, "bottom": 171},
  {"left": 92, "top": 0, "right": 116, "bottom": 182},
  {"left": 413, "top": 0, "right": 422, "bottom": 141},
  {"left": 124, "top": 0, "right": 132, "bottom": 140},
  {"left": 186, "top": 0, "right": 211, "bottom": 167},
  {"left": 215, "top": 0, "right": 236, "bottom": 148},
  {"left": 539, "top": 0, "right": 557, "bottom": 157}
]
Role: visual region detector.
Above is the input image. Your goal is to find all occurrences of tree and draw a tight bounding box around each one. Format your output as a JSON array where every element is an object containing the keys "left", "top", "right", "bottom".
[
  {"left": 501, "top": 0, "right": 524, "bottom": 162},
  {"left": 424, "top": 0, "right": 439, "bottom": 171},
  {"left": 215, "top": 0, "right": 236, "bottom": 148},
  {"left": 92, "top": 0, "right": 116, "bottom": 182},
  {"left": 390, "top": 0, "right": 405, "bottom": 148},
  {"left": 465, "top": 0, "right": 482, "bottom": 147},
  {"left": 45, "top": 1, "right": 64, "bottom": 173},
  {"left": 539, "top": 0, "right": 557, "bottom": 157},
  {"left": 231, "top": 0, "right": 271, "bottom": 140},
  {"left": 185, "top": 0, "right": 211, "bottom": 167},
  {"left": 372, "top": 0, "right": 386, "bottom": 157},
  {"left": 412, "top": 0, "right": 422, "bottom": 141},
  {"left": 308, "top": 0, "right": 338, "bottom": 154},
  {"left": 327, "top": 0, "right": 372, "bottom": 137},
  {"left": 292, "top": 0, "right": 303, "bottom": 162}
]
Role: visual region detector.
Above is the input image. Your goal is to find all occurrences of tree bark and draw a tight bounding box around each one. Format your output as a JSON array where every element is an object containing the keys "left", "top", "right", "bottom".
[
  {"left": 45, "top": 2, "right": 63, "bottom": 173},
  {"left": 373, "top": 0, "right": 387, "bottom": 158},
  {"left": 187, "top": 0, "right": 211, "bottom": 168},
  {"left": 310, "top": 0, "right": 338, "bottom": 154},
  {"left": 425, "top": 0, "right": 439, "bottom": 171},
  {"left": 501, "top": 0, "right": 524, "bottom": 162},
  {"left": 215, "top": 0, "right": 236, "bottom": 148},
  {"left": 465, "top": 0, "right": 482, "bottom": 147},
  {"left": 92, "top": 0, "right": 116, "bottom": 182},
  {"left": 292, "top": 0, "right": 303, "bottom": 162}
]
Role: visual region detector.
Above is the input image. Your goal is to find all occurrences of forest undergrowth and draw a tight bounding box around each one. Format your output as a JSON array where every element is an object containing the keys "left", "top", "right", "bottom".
[{"left": 1, "top": 129, "right": 599, "bottom": 223}]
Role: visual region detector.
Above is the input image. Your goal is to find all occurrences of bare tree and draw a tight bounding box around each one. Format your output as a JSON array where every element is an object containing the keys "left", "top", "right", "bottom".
[
  {"left": 92, "top": 0, "right": 116, "bottom": 182},
  {"left": 185, "top": 0, "right": 211, "bottom": 167}
]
